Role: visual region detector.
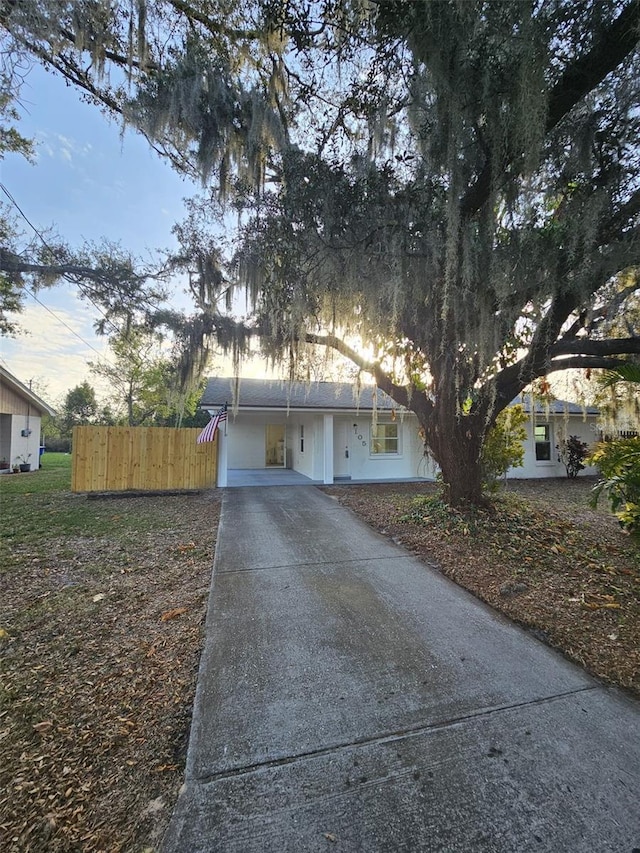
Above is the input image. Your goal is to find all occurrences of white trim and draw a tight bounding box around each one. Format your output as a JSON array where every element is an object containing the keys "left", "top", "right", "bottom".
[
  {"left": 217, "top": 429, "right": 228, "bottom": 487},
  {"left": 0, "top": 365, "right": 56, "bottom": 416},
  {"left": 369, "top": 421, "right": 402, "bottom": 457},
  {"left": 323, "top": 414, "right": 334, "bottom": 484}
]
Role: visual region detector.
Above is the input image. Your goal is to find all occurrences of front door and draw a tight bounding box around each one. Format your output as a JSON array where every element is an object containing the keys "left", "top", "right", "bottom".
[
  {"left": 265, "top": 424, "right": 286, "bottom": 467},
  {"left": 333, "top": 420, "right": 350, "bottom": 478}
]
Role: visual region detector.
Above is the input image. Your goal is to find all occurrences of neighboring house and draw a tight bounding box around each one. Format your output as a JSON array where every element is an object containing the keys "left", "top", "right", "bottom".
[
  {"left": 0, "top": 366, "right": 56, "bottom": 471},
  {"left": 200, "top": 377, "right": 600, "bottom": 486}
]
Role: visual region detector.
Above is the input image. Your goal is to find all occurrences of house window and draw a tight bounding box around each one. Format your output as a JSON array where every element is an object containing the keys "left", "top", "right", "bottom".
[
  {"left": 534, "top": 424, "right": 552, "bottom": 461},
  {"left": 371, "top": 422, "right": 399, "bottom": 455},
  {"left": 300, "top": 424, "right": 304, "bottom": 453}
]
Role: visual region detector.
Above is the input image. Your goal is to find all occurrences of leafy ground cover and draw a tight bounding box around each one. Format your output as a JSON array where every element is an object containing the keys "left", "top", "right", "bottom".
[
  {"left": 0, "top": 454, "right": 220, "bottom": 852},
  {"left": 324, "top": 477, "right": 639, "bottom": 696}
]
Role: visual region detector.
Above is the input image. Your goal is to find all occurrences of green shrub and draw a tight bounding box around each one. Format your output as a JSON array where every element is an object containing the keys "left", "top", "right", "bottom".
[
  {"left": 481, "top": 405, "right": 528, "bottom": 491},
  {"left": 44, "top": 436, "right": 72, "bottom": 453},
  {"left": 588, "top": 437, "right": 640, "bottom": 535}
]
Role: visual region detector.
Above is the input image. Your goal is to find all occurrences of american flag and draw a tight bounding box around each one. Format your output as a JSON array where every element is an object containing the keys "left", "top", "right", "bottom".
[{"left": 196, "top": 405, "right": 227, "bottom": 444}]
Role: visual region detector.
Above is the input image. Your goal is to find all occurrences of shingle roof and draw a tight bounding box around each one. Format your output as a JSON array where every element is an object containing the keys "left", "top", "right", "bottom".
[
  {"left": 200, "top": 377, "right": 396, "bottom": 411},
  {"left": 200, "top": 377, "right": 599, "bottom": 417},
  {"left": 515, "top": 394, "right": 599, "bottom": 416}
]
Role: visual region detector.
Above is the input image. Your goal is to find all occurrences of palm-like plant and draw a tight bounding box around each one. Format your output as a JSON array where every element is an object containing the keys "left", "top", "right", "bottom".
[
  {"left": 590, "top": 439, "right": 640, "bottom": 535},
  {"left": 599, "top": 362, "right": 640, "bottom": 389},
  {"left": 590, "top": 362, "right": 640, "bottom": 534}
]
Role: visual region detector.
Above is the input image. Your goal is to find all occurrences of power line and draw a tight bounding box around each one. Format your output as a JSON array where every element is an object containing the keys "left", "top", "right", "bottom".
[
  {"left": 21, "top": 284, "right": 114, "bottom": 363},
  {"left": 0, "top": 181, "right": 149, "bottom": 372},
  {"left": 0, "top": 182, "right": 183, "bottom": 377},
  {"left": 0, "top": 181, "right": 124, "bottom": 338}
]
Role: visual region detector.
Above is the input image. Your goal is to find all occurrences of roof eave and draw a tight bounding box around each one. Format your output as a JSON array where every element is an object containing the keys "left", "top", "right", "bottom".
[
  {"left": 0, "top": 366, "right": 57, "bottom": 416},
  {"left": 200, "top": 404, "right": 399, "bottom": 414}
]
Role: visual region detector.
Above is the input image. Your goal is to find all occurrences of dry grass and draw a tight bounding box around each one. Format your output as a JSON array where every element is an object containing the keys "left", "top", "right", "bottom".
[
  {"left": 1, "top": 471, "right": 220, "bottom": 853},
  {"left": 323, "top": 477, "right": 640, "bottom": 696}
]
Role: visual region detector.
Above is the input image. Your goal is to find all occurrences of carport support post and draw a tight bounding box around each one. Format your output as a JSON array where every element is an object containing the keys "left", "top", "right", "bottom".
[
  {"left": 217, "top": 427, "right": 228, "bottom": 488},
  {"left": 323, "top": 414, "right": 334, "bottom": 484}
]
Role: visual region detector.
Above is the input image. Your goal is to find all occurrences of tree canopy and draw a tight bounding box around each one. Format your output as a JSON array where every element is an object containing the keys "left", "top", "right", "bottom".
[{"left": 2, "top": 0, "right": 639, "bottom": 502}]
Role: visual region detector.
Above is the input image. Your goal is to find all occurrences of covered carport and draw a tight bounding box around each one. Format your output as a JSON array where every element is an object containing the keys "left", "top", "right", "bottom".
[{"left": 226, "top": 468, "right": 320, "bottom": 487}]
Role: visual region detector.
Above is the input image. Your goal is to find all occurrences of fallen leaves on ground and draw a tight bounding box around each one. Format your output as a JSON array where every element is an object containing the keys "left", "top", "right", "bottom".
[
  {"left": 0, "top": 491, "right": 220, "bottom": 853},
  {"left": 160, "top": 607, "right": 188, "bottom": 622},
  {"left": 324, "top": 477, "right": 639, "bottom": 696}
]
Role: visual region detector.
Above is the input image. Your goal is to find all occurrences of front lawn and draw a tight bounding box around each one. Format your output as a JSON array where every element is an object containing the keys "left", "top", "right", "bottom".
[{"left": 0, "top": 458, "right": 220, "bottom": 852}]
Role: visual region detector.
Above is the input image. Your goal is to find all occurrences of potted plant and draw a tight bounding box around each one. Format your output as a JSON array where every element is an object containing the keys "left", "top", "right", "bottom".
[{"left": 15, "top": 454, "right": 32, "bottom": 472}]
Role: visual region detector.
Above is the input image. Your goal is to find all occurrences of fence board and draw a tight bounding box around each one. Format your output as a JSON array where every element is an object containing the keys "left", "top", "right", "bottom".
[{"left": 71, "top": 426, "right": 218, "bottom": 493}]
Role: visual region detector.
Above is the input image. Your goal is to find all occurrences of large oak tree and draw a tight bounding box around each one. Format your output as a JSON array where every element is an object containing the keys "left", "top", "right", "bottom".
[{"left": 3, "top": 0, "right": 639, "bottom": 503}]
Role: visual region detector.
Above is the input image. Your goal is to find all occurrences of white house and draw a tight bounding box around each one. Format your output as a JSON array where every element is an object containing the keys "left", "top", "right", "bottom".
[
  {"left": 200, "top": 377, "right": 600, "bottom": 486},
  {"left": 0, "top": 365, "right": 56, "bottom": 472},
  {"left": 514, "top": 396, "right": 600, "bottom": 479}
]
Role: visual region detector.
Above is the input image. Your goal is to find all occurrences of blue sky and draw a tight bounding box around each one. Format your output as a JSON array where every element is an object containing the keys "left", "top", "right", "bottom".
[{"left": 0, "top": 63, "right": 199, "bottom": 404}]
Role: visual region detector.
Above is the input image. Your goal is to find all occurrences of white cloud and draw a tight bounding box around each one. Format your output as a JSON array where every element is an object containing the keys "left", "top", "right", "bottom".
[
  {"left": 1, "top": 293, "right": 112, "bottom": 405},
  {"left": 35, "top": 131, "right": 94, "bottom": 168}
]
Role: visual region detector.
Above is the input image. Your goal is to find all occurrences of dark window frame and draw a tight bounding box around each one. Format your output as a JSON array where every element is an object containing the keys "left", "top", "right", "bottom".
[{"left": 534, "top": 423, "right": 552, "bottom": 462}]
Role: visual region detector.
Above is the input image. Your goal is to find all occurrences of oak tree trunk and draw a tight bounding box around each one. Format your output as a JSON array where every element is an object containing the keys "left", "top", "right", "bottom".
[{"left": 423, "top": 413, "right": 486, "bottom": 506}]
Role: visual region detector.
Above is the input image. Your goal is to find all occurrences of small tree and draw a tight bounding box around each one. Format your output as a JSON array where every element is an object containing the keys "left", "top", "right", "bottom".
[
  {"left": 89, "top": 324, "right": 210, "bottom": 427},
  {"left": 59, "top": 382, "right": 100, "bottom": 433},
  {"left": 480, "top": 405, "right": 528, "bottom": 491},
  {"left": 557, "top": 435, "right": 590, "bottom": 479}
]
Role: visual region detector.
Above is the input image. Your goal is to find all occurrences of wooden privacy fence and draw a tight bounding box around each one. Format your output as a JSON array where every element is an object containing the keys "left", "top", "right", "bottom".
[{"left": 71, "top": 426, "right": 218, "bottom": 493}]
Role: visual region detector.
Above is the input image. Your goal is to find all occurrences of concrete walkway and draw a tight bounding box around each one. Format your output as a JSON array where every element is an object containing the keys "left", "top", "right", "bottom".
[
  {"left": 162, "top": 486, "right": 640, "bottom": 852},
  {"left": 227, "top": 468, "right": 320, "bottom": 486}
]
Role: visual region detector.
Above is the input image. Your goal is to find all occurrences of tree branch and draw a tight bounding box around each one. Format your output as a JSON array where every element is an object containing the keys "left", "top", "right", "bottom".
[
  {"left": 545, "top": 2, "right": 640, "bottom": 134},
  {"left": 303, "top": 331, "right": 433, "bottom": 417},
  {"left": 460, "top": 2, "right": 640, "bottom": 219},
  {"left": 303, "top": 331, "right": 393, "bottom": 386},
  {"left": 550, "top": 336, "right": 640, "bottom": 358},
  {"left": 493, "top": 334, "right": 640, "bottom": 410},
  {"left": 518, "top": 291, "right": 579, "bottom": 380},
  {"left": 166, "top": 0, "right": 263, "bottom": 42},
  {"left": 547, "top": 355, "right": 637, "bottom": 373},
  {"left": 599, "top": 187, "right": 640, "bottom": 242},
  {"left": 588, "top": 277, "right": 640, "bottom": 336},
  {"left": 0, "top": 251, "right": 140, "bottom": 287},
  {"left": 57, "top": 26, "right": 159, "bottom": 73},
  {"left": 24, "top": 44, "right": 125, "bottom": 116}
]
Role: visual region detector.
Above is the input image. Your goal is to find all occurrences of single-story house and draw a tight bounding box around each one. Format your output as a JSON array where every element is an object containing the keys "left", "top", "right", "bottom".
[
  {"left": 516, "top": 397, "right": 600, "bottom": 479},
  {"left": 200, "top": 377, "right": 601, "bottom": 487},
  {"left": 0, "top": 365, "right": 56, "bottom": 472}
]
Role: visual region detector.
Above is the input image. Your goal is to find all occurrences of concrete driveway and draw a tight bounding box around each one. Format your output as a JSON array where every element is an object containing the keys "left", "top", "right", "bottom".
[{"left": 162, "top": 486, "right": 640, "bottom": 852}]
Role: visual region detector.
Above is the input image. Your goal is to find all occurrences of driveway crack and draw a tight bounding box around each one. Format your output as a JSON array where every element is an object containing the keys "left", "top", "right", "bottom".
[{"left": 189, "top": 684, "right": 600, "bottom": 785}]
